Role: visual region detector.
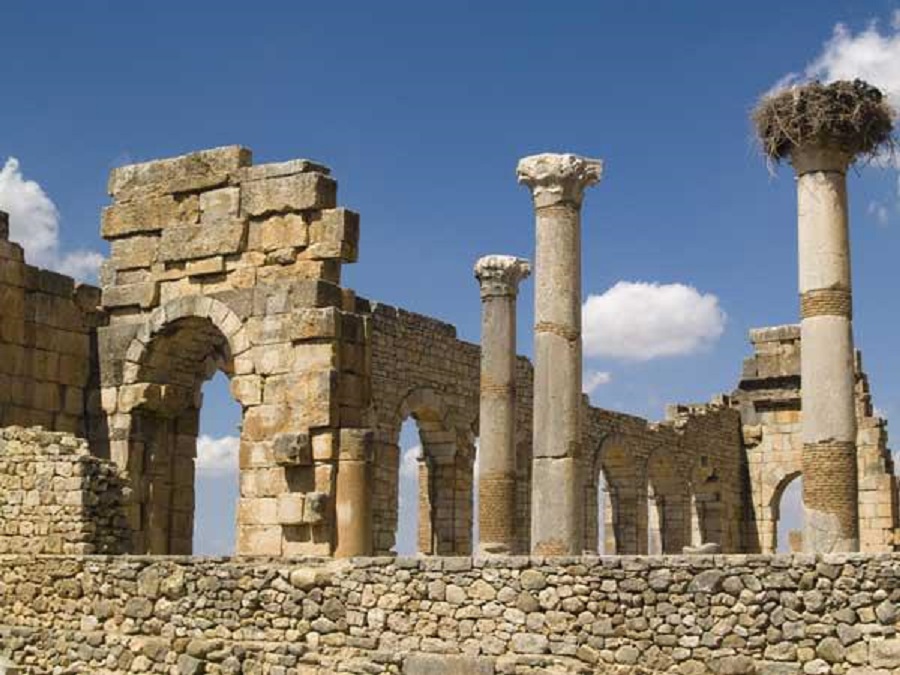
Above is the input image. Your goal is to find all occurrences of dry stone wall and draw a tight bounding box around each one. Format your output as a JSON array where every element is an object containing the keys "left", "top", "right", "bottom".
[
  {"left": 4, "top": 554, "right": 900, "bottom": 674},
  {"left": 0, "top": 427, "right": 127, "bottom": 555},
  {"left": 0, "top": 212, "right": 105, "bottom": 442}
]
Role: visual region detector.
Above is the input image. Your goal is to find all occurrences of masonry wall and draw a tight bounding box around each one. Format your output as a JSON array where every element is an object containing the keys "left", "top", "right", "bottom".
[
  {"left": 3, "top": 553, "right": 900, "bottom": 674},
  {"left": 0, "top": 212, "right": 104, "bottom": 441},
  {"left": 734, "top": 325, "right": 899, "bottom": 553},
  {"left": 0, "top": 427, "right": 127, "bottom": 555}
]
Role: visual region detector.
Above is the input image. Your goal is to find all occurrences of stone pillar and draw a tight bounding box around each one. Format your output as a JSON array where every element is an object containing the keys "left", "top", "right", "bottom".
[
  {"left": 474, "top": 254, "right": 531, "bottom": 555},
  {"left": 517, "top": 153, "right": 602, "bottom": 555},
  {"left": 792, "top": 146, "right": 859, "bottom": 552},
  {"left": 334, "top": 429, "right": 374, "bottom": 557}
]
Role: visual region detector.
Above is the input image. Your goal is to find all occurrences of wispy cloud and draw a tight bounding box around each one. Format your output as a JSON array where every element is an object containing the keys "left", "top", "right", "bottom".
[
  {"left": 583, "top": 370, "right": 612, "bottom": 395},
  {"left": 768, "top": 15, "right": 900, "bottom": 226},
  {"left": 0, "top": 157, "right": 103, "bottom": 281},
  {"left": 583, "top": 281, "right": 726, "bottom": 361},
  {"left": 196, "top": 434, "right": 239, "bottom": 475}
]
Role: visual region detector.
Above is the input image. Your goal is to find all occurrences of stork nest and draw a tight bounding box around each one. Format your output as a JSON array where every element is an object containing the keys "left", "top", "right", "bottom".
[{"left": 753, "top": 79, "right": 895, "bottom": 163}]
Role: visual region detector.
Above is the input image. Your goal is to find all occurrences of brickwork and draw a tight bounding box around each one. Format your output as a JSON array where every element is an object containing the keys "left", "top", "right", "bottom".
[
  {"left": 803, "top": 440, "right": 859, "bottom": 536},
  {"left": 96, "top": 146, "right": 368, "bottom": 557},
  {"left": 0, "top": 427, "right": 127, "bottom": 555},
  {"left": 734, "top": 325, "right": 898, "bottom": 553},
  {"left": 800, "top": 287, "right": 853, "bottom": 318},
  {"left": 4, "top": 553, "right": 900, "bottom": 673},
  {"left": 0, "top": 216, "right": 105, "bottom": 444}
]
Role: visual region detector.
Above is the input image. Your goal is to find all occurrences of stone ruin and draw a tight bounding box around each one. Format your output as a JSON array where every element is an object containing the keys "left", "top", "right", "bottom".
[{"left": 0, "top": 132, "right": 899, "bottom": 672}]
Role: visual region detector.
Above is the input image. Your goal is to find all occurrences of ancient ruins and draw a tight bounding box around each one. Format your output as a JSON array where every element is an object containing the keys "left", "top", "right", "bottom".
[{"left": 1, "top": 80, "right": 900, "bottom": 673}]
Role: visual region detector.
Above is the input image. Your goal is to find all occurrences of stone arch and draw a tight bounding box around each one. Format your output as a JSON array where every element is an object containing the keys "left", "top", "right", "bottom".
[
  {"left": 375, "top": 386, "right": 472, "bottom": 556},
  {"left": 108, "top": 297, "right": 252, "bottom": 554},
  {"left": 770, "top": 470, "right": 803, "bottom": 553},
  {"left": 645, "top": 447, "right": 691, "bottom": 554},
  {"left": 584, "top": 434, "right": 642, "bottom": 554}
]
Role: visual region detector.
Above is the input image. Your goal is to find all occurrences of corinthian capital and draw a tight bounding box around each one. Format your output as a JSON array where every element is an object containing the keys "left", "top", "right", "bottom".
[
  {"left": 474, "top": 255, "right": 531, "bottom": 298},
  {"left": 516, "top": 153, "right": 603, "bottom": 208}
]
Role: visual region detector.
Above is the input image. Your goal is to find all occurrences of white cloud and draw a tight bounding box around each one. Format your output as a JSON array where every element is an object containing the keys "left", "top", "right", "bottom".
[
  {"left": 868, "top": 200, "right": 890, "bottom": 226},
  {"left": 196, "top": 434, "right": 239, "bottom": 475},
  {"left": 768, "top": 16, "right": 900, "bottom": 220},
  {"left": 400, "top": 444, "right": 421, "bottom": 481},
  {"left": 583, "top": 370, "right": 612, "bottom": 395},
  {"left": 0, "top": 157, "right": 103, "bottom": 281},
  {"left": 583, "top": 281, "right": 726, "bottom": 361}
]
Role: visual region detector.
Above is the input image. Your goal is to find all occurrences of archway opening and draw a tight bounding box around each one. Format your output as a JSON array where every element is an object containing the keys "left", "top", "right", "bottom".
[
  {"left": 127, "top": 315, "right": 237, "bottom": 555},
  {"left": 194, "top": 370, "right": 241, "bottom": 555},
  {"left": 597, "top": 470, "right": 614, "bottom": 554},
  {"left": 775, "top": 473, "right": 804, "bottom": 553},
  {"left": 395, "top": 418, "right": 424, "bottom": 555},
  {"left": 646, "top": 449, "right": 688, "bottom": 554}
]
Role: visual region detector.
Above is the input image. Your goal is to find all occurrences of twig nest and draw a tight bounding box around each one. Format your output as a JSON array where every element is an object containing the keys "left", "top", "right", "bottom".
[{"left": 753, "top": 79, "right": 894, "bottom": 163}]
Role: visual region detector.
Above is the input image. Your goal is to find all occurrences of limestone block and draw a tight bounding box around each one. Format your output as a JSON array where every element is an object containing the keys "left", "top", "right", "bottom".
[
  {"left": 403, "top": 654, "right": 494, "bottom": 674},
  {"left": 236, "top": 524, "right": 281, "bottom": 555},
  {"left": 102, "top": 281, "right": 158, "bottom": 309},
  {"left": 200, "top": 187, "right": 240, "bottom": 225},
  {"left": 186, "top": 256, "right": 225, "bottom": 277},
  {"left": 338, "top": 428, "right": 373, "bottom": 461},
  {"left": 240, "top": 158, "right": 330, "bottom": 182},
  {"left": 273, "top": 432, "right": 312, "bottom": 466},
  {"left": 230, "top": 375, "right": 262, "bottom": 406},
  {"left": 108, "top": 145, "right": 251, "bottom": 200},
  {"left": 306, "top": 209, "right": 360, "bottom": 262},
  {"left": 158, "top": 220, "right": 247, "bottom": 262},
  {"left": 102, "top": 194, "right": 200, "bottom": 238},
  {"left": 277, "top": 494, "right": 306, "bottom": 525},
  {"left": 242, "top": 405, "right": 290, "bottom": 442},
  {"left": 241, "top": 172, "right": 337, "bottom": 217},
  {"left": 238, "top": 498, "right": 277, "bottom": 525},
  {"left": 109, "top": 234, "right": 160, "bottom": 270},
  {"left": 247, "top": 213, "right": 308, "bottom": 252},
  {"left": 303, "top": 492, "right": 328, "bottom": 524},
  {"left": 293, "top": 343, "right": 336, "bottom": 371}
]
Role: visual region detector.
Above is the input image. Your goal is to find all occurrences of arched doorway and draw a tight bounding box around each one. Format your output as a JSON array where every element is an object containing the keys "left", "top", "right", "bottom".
[
  {"left": 645, "top": 448, "right": 690, "bottom": 554},
  {"left": 773, "top": 472, "right": 804, "bottom": 553},
  {"left": 584, "top": 435, "right": 641, "bottom": 555}
]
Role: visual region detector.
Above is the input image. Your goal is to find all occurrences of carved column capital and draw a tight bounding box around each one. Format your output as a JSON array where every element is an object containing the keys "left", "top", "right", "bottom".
[
  {"left": 516, "top": 153, "right": 603, "bottom": 208},
  {"left": 474, "top": 255, "right": 531, "bottom": 298}
]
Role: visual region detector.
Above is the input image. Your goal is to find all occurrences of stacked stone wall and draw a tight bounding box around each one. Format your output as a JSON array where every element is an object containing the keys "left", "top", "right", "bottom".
[
  {"left": 4, "top": 554, "right": 900, "bottom": 674},
  {"left": 0, "top": 427, "right": 127, "bottom": 555},
  {"left": 0, "top": 213, "right": 104, "bottom": 441}
]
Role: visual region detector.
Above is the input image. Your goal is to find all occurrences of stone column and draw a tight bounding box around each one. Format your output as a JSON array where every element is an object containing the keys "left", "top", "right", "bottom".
[
  {"left": 517, "top": 153, "right": 602, "bottom": 555},
  {"left": 334, "top": 429, "right": 374, "bottom": 557},
  {"left": 474, "top": 254, "right": 531, "bottom": 555},
  {"left": 792, "top": 146, "right": 859, "bottom": 552}
]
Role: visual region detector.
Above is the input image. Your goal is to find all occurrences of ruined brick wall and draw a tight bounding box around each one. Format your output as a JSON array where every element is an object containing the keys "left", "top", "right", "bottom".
[
  {"left": 582, "top": 402, "right": 744, "bottom": 555},
  {"left": 0, "top": 212, "right": 105, "bottom": 442},
  {"left": 96, "top": 146, "right": 367, "bottom": 557},
  {"left": 0, "top": 427, "right": 127, "bottom": 555},
  {"left": 4, "top": 553, "right": 900, "bottom": 674},
  {"left": 734, "top": 325, "right": 898, "bottom": 553}
]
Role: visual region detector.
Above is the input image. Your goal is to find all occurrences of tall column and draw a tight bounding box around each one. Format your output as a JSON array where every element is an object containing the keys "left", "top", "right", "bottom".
[
  {"left": 517, "top": 153, "right": 602, "bottom": 555},
  {"left": 474, "top": 254, "right": 531, "bottom": 555},
  {"left": 792, "top": 146, "right": 859, "bottom": 552}
]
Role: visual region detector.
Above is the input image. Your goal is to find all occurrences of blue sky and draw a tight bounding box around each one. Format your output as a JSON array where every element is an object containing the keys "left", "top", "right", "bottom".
[{"left": 2, "top": 1, "right": 899, "bottom": 553}]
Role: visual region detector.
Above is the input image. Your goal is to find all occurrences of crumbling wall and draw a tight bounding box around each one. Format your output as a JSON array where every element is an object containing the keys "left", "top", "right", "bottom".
[
  {"left": 734, "top": 324, "right": 898, "bottom": 553},
  {"left": 582, "top": 402, "right": 744, "bottom": 555},
  {"left": 0, "top": 212, "right": 105, "bottom": 442},
  {"left": 4, "top": 553, "right": 900, "bottom": 674},
  {"left": 95, "top": 146, "right": 368, "bottom": 557},
  {"left": 0, "top": 426, "right": 127, "bottom": 555}
]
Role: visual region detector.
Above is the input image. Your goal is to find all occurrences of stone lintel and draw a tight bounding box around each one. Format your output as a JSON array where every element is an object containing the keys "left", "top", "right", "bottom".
[{"left": 516, "top": 153, "right": 603, "bottom": 208}]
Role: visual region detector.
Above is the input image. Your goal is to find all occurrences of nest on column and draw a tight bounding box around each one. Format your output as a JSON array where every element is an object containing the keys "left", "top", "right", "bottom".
[{"left": 752, "top": 79, "right": 895, "bottom": 163}]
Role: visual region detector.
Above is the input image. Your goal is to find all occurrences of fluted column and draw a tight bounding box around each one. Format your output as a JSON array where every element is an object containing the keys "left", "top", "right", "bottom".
[
  {"left": 517, "top": 153, "right": 602, "bottom": 555},
  {"left": 474, "top": 254, "right": 531, "bottom": 555},
  {"left": 792, "top": 146, "right": 859, "bottom": 552}
]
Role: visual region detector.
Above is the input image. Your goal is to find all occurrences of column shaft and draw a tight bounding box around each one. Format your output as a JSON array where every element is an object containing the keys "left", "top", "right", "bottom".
[
  {"left": 794, "top": 147, "right": 859, "bottom": 552},
  {"left": 475, "top": 255, "right": 530, "bottom": 555},
  {"left": 517, "top": 153, "right": 602, "bottom": 556},
  {"left": 334, "top": 429, "right": 373, "bottom": 557}
]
